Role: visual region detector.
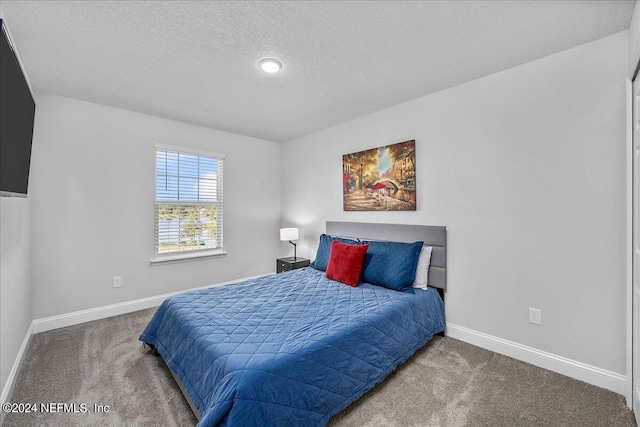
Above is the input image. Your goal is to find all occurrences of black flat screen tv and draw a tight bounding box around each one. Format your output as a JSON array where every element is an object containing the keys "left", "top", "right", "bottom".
[{"left": 0, "top": 18, "right": 35, "bottom": 197}]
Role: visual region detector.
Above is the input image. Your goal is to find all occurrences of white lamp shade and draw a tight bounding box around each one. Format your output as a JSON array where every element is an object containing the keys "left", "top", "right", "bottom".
[{"left": 280, "top": 228, "right": 299, "bottom": 241}]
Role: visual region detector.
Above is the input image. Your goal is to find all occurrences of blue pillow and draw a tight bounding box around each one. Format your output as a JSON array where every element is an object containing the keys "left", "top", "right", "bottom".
[
  {"left": 310, "top": 234, "right": 359, "bottom": 271},
  {"left": 361, "top": 241, "right": 423, "bottom": 292}
]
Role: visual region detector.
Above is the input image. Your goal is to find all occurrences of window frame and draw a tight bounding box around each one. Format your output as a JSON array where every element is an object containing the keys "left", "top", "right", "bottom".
[{"left": 150, "top": 143, "right": 226, "bottom": 265}]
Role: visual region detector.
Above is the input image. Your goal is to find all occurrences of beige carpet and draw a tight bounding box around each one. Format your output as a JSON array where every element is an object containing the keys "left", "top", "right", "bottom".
[{"left": 1, "top": 308, "right": 635, "bottom": 427}]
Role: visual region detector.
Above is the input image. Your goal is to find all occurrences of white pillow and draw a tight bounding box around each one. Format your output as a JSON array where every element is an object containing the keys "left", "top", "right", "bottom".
[{"left": 412, "top": 246, "right": 433, "bottom": 290}]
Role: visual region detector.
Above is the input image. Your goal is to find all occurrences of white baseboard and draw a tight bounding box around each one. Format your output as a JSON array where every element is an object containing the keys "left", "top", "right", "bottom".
[
  {"left": 1, "top": 321, "right": 34, "bottom": 407},
  {"left": 4, "top": 286, "right": 627, "bottom": 409},
  {"left": 446, "top": 323, "right": 627, "bottom": 396},
  {"left": 33, "top": 274, "right": 268, "bottom": 333}
]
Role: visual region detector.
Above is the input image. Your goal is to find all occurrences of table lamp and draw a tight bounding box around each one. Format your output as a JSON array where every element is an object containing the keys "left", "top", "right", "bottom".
[{"left": 280, "top": 228, "right": 299, "bottom": 259}]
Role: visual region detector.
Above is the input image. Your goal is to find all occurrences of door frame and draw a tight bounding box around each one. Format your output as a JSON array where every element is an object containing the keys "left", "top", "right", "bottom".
[
  {"left": 627, "top": 76, "right": 633, "bottom": 411},
  {"left": 627, "top": 47, "right": 640, "bottom": 411}
]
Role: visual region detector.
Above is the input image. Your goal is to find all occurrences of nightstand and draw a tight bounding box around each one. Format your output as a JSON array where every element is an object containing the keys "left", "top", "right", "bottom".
[{"left": 276, "top": 257, "right": 310, "bottom": 273}]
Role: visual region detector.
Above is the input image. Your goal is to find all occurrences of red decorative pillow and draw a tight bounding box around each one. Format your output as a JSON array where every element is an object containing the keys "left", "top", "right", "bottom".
[{"left": 325, "top": 241, "right": 369, "bottom": 287}]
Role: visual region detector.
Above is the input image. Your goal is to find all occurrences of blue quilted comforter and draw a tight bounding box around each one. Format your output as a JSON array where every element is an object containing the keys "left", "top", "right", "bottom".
[{"left": 139, "top": 267, "right": 445, "bottom": 427}]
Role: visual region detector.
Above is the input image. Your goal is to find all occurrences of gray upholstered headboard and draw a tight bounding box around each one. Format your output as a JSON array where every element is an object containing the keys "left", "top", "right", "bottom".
[{"left": 325, "top": 221, "right": 447, "bottom": 290}]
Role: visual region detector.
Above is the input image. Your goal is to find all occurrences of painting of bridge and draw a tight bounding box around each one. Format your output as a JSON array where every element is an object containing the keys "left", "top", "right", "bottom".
[{"left": 343, "top": 140, "right": 416, "bottom": 211}]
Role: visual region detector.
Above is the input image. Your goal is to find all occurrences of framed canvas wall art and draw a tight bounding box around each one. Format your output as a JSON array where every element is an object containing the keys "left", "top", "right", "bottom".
[{"left": 342, "top": 140, "right": 416, "bottom": 211}]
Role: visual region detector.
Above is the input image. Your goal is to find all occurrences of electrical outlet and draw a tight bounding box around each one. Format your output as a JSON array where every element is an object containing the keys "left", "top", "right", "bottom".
[
  {"left": 112, "top": 276, "right": 122, "bottom": 288},
  {"left": 529, "top": 308, "right": 541, "bottom": 325}
]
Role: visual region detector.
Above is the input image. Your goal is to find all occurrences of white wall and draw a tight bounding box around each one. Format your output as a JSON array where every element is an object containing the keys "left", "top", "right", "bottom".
[
  {"left": 29, "top": 94, "right": 281, "bottom": 319},
  {"left": 281, "top": 31, "right": 628, "bottom": 374},
  {"left": 630, "top": 0, "right": 640, "bottom": 71},
  {"left": 0, "top": 7, "right": 34, "bottom": 402},
  {"left": 0, "top": 197, "right": 32, "bottom": 397}
]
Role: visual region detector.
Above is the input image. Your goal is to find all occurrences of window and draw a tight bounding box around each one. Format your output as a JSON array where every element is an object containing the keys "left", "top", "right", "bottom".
[{"left": 154, "top": 144, "right": 224, "bottom": 260}]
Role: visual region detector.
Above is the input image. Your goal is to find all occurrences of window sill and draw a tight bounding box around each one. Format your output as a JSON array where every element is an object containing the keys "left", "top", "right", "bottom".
[{"left": 150, "top": 249, "right": 227, "bottom": 265}]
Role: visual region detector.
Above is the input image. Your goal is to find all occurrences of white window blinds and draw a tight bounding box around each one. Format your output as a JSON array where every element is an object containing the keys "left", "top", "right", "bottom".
[{"left": 154, "top": 144, "right": 224, "bottom": 255}]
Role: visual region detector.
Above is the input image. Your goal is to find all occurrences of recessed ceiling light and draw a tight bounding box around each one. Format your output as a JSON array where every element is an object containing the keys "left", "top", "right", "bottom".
[{"left": 259, "top": 58, "right": 282, "bottom": 73}]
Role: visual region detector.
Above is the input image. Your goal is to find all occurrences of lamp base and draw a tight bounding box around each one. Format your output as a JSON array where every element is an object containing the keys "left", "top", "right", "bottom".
[{"left": 289, "top": 241, "right": 297, "bottom": 260}]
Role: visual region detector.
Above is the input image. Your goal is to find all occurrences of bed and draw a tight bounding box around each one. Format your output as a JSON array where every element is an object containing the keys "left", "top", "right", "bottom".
[{"left": 139, "top": 221, "right": 446, "bottom": 426}]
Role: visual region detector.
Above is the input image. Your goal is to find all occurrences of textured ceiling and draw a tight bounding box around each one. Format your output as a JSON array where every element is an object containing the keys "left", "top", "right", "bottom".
[{"left": 1, "top": 1, "right": 635, "bottom": 142}]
